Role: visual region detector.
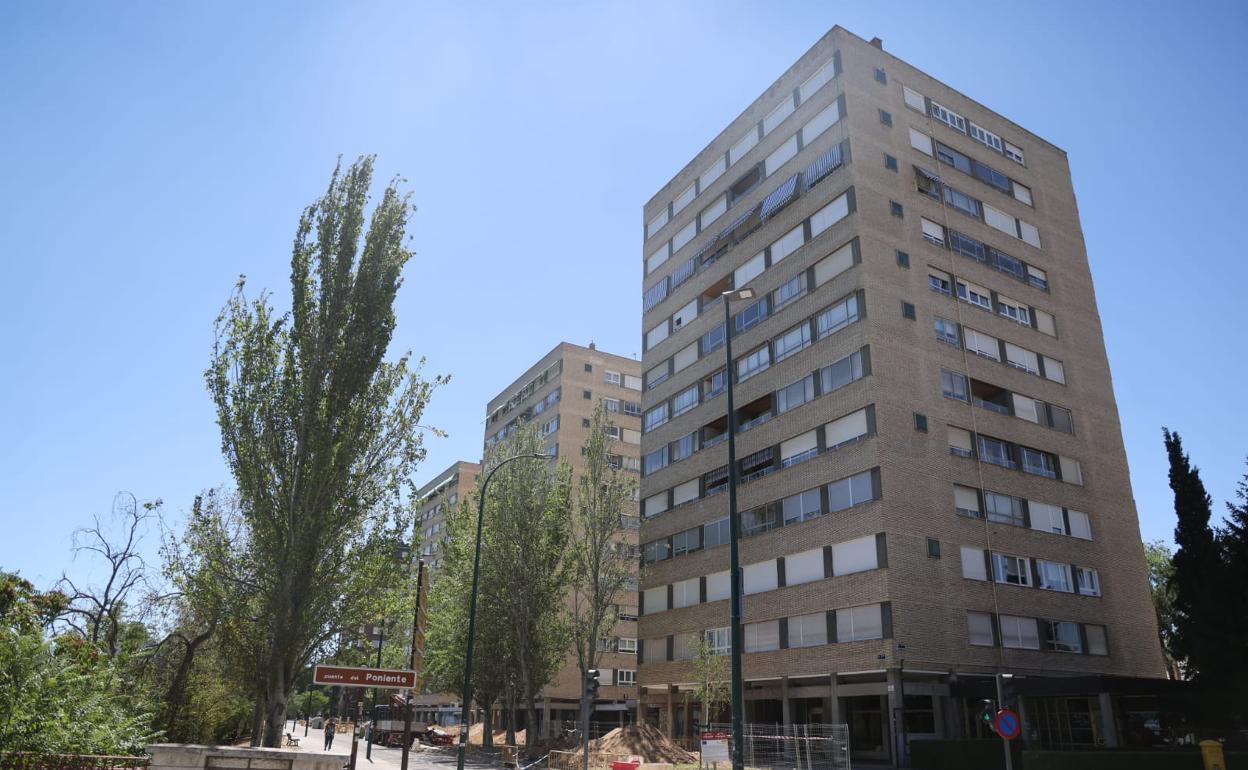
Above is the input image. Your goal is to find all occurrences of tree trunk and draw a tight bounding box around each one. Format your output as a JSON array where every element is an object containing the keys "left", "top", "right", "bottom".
[
  {"left": 250, "top": 695, "right": 266, "bottom": 747},
  {"left": 482, "top": 700, "right": 494, "bottom": 748},
  {"left": 505, "top": 688, "right": 516, "bottom": 746},
  {"left": 525, "top": 691, "right": 539, "bottom": 748}
]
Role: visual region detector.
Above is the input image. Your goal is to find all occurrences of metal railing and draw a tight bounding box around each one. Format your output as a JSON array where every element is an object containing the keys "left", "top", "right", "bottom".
[{"left": 703, "top": 723, "right": 851, "bottom": 770}]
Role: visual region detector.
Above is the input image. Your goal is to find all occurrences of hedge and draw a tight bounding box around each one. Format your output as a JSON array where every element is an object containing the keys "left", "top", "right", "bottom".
[
  {"left": 1023, "top": 749, "right": 1246, "bottom": 770},
  {"left": 909, "top": 739, "right": 1022, "bottom": 770}
]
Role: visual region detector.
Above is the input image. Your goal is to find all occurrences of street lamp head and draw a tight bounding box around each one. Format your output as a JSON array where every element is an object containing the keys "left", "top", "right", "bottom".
[{"left": 722, "top": 288, "right": 755, "bottom": 301}]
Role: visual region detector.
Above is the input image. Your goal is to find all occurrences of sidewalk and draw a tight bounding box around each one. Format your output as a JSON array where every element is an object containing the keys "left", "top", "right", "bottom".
[{"left": 286, "top": 721, "right": 500, "bottom": 770}]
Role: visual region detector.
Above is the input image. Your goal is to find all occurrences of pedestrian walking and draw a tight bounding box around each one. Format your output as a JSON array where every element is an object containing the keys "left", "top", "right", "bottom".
[{"left": 323, "top": 717, "right": 337, "bottom": 751}]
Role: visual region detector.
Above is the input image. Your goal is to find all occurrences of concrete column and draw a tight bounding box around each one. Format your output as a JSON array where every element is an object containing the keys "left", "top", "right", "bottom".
[
  {"left": 665, "top": 687, "right": 675, "bottom": 737},
  {"left": 931, "top": 695, "right": 946, "bottom": 739},
  {"left": 781, "top": 677, "right": 791, "bottom": 726},
  {"left": 1097, "top": 692, "right": 1119, "bottom": 748},
  {"left": 827, "top": 674, "right": 842, "bottom": 725}
]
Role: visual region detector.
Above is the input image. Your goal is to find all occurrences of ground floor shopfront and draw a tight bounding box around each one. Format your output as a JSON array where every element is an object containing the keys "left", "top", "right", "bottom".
[{"left": 640, "top": 671, "right": 1185, "bottom": 767}]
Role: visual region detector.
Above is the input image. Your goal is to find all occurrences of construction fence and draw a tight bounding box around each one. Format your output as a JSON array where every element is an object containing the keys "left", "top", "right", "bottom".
[{"left": 704, "top": 723, "right": 850, "bottom": 770}]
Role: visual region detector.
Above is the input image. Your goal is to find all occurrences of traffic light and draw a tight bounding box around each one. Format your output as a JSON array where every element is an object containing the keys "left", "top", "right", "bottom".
[
  {"left": 978, "top": 700, "right": 997, "bottom": 734},
  {"left": 584, "top": 669, "right": 601, "bottom": 700}
]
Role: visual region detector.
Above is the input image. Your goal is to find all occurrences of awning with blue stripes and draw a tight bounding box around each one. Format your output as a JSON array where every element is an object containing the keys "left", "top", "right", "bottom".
[{"left": 760, "top": 174, "right": 800, "bottom": 221}]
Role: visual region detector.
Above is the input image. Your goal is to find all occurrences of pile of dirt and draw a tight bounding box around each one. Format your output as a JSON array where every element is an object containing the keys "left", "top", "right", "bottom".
[
  {"left": 590, "top": 725, "right": 696, "bottom": 764},
  {"left": 451, "top": 722, "right": 527, "bottom": 746}
]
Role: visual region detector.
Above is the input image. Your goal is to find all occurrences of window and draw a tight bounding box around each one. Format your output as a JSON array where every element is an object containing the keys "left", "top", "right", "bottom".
[
  {"left": 672, "top": 220, "right": 696, "bottom": 253},
  {"left": 957, "top": 280, "right": 992, "bottom": 310},
  {"left": 825, "top": 407, "right": 870, "bottom": 449},
  {"left": 903, "top": 86, "right": 926, "bottom": 112},
  {"left": 781, "top": 430, "right": 819, "bottom": 468},
  {"left": 672, "top": 183, "right": 696, "bottom": 215},
  {"left": 832, "top": 535, "right": 879, "bottom": 576},
  {"left": 703, "top": 368, "right": 727, "bottom": 400},
  {"left": 642, "top": 541, "right": 669, "bottom": 565},
  {"left": 700, "top": 156, "right": 727, "bottom": 190},
  {"left": 672, "top": 479, "right": 699, "bottom": 507},
  {"left": 948, "top": 427, "right": 974, "bottom": 458},
  {"left": 884, "top": 154, "right": 898, "bottom": 171},
  {"left": 902, "top": 302, "right": 916, "bottom": 320},
  {"left": 961, "top": 546, "right": 987, "bottom": 580},
  {"left": 623, "top": 374, "right": 642, "bottom": 391},
  {"left": 909, "top": 127, "right": 933, "bottom": 155},
  {"left": 735, "top": 252, "right": 765, "bottom": 287},
  {"left": 934, "top": 317, "right": 961, "bottom": 347},
  {"left": 1020, "top": 447, "right": 1057, "bottom": 479},
  {"left": 773, "top": 322, "right": 812, "bottom": 361},
  {"left": 1005, "top": 343, "right": 1039, "bottom": 374},
  {"left": 770, "top": 225, "right": 805, "bottom": 263},
  {"left": 1076, "top": 567, "right": 1101, "bottom": 597},
  {"left": 1037, "top": 560, "right": 1073, "bottom": 592},
  {"left": 992, "top": 553, "right": 1032, "bottom": 586},
  {"left": 782, "top": 489, "right": 821, "bottom": 525},
  {"left": 968, "top": 121, "right": 1003, "bottom": 152},
  {"left": 1013, "top": 182, "right": 1033, "bottom": 206},
  {"left": 735, "top": 297, "right": 769, "bottom": 332},
  {"left": 955, "top": 485, "right": 981, "bottom": 518},
  {"left": 672, "top": 385, "right": 698, "bottom": 417},
  {"left": 776, "top": 375, "right": 815, "bottom": 414},
  {"left": 673, "top": 299, "right": 698, "bottom": 330},
  {"left": 1086, "top": 625, "right": 1108, "bottom": 655},
  {"left": 764, "top": 135, "right": 799, "bottom": 176},
  {"left": 785, "top": 548, "right": 825, "bottom": 586},
  {"left": 583, "top": 390, "right": 592, "bottom": 400},
  {"left": 999, "top": 615, "right": 1040, "bottom": 649},
  {"left": 763, "top": 97, "right": 795, "bottom": 135},
  {"left": 873, "top": 67, "right": 887, "bottom": 84},
  {"left": 921, "top": 218, "right": 946, "bottom": 247},
  {"left": 702, "top": 323, "right": 726, "bottom": 355},
  {"left": 737, "top": 345, "right": 770, "bottom": 382},
  {"left": 642, "top": 446, "right": 668, "bottom": 475},
  {"left": 623, "top": 399, "right": 642, "bottom": 415},
  {"left": 643, "top": 492, "right": 668, "bottom": 519},
  {"left": 704, "top": 626, "right": 730, "bottom": 654},
  {"left": 878, "top": 109, "right": 892, "bottom": 126},
  {"left": 617, "top": 637, "right": 638, "bottom": 654},
  {"left": 729, "top": 129, "right": 759, "bottom": 166},
  {"left": 816, "top": 294, "right": 859, "bottom": 338},
  {"left": 926, "top": 537, "right": 941, "bottom": 557},
  {"left": 985, "top": 491, "right": 1024, "bottom": 526},
  {"left": 671, "top": 432, "right": 696, "bottom": 462},
  {"left": 801, "top": 101, "right": 841, "bottom": 142},
  {"left": 647, "top": 209, "right": 669, "bottom": 239},
  {"left": 943, "top": 185, "right": 982, "bottom": 218},
  {"left": 836, "top": 604, "right": 883, "bottom": 642},
  {"left": 1044, "top": 621, "right": 1083, "bottom": 653},
  {"left": 742, "top": 504, "right": 779, "bottom": 536},
  {"left": 640, "top": 639, "right": 666, "bottom": 663},
  {"left": 789, "top": 612, "right": 828, "bottom": 648},
  {"left": 896, "top": 250, "right": 910, "bottom": 268},
  {"left": 671, "top": 576, "right": 700, "bottom": 607},
  {"left": 742, "top": 561, "right": 778, "bottom": 594},
  {"left": 1028, "top": 501, "right": 1066, "bottom": 535},
  {"left": 1004, "top": 141, "right": 1025, "bottom": 165},
  {"left": 1068, "top": 511, "right": 1093, "bottom": 540},
  {"left": 949, "top": 231, "right": 986, "bottom": 262},
  {"left": 703, "top": 518, "right": 730, "bottom": 549},
  {"left": 643, "top": 403, "right": 669, "bottom": 432},
  {"left": 941, "top": 369, "right": 969, "bottom": 401},
  {"left": 827, "top": 470, "right": 877, "bottom": 512},
  {"left": 967, "top": 612, "right": 995, "bottom": 646},
  {"left": 798, "top": 56, "right": 837, "bottom": 102},
  {"left": 964, "top": 328, "right": 1000, "bottom": 360},
  {"left": 813, "top": 241, "right": 854, "bottom": 286},
  {"left": 890, "top": 200, "right": 904, "bottom": 218},
  {"left": 914, "top": 412, "right": 928, "bottom": 432},
  {"left": 673, "top": 342, "right": 698, "bottom": 373},
  {"left": 773, "top": 274, "right": 806, "bottom": 310},
  {"left": 936, "top": 142, "right": 971, "bottom": 174},
  {"left": 972, "top": 159, "right": 1010, "bottom": 193},
  {"left": 604, "top": 370, "right": 622, "bottom": 386},
  {"left": 820, "top": 348, "right": 866, "bottom": 392},
  {"left": 929, "top": 100, "right": 966, "bottom": 132},
  {"left": 809, "top": 191, "right": 851, "bottom": 237},
  {"left": 997, "top": 296, "right": 1030, "bottom": 325},
  {"left": 744, "top": 620, "right": 781, "bottom": 652},
  {"left": 645, "top": 362, "right": 669, "bottom": 389}
]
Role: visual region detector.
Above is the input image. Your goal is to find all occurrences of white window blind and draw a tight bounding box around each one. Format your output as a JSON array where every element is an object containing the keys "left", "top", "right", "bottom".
[
  {"left": 810, "top": 192, "right": 850, "bottom": 237},
  {"left": 1038, "top": 560, "right": 1072, "bottom": 592},
  {"left": 955, "top": 485, "right": 981, "bottom": 517},
  {"left": 765, "top": 135, "right": 799, "bottom": 176},
  {"left": 642, "top": 586, "right": 666, "bottom": 614},
  {"left": 646, "top": 243, "right": 670, "bottom": 275},
  {"left": 781, "top": 430, "right": 818, "bottom": 463},
  {"left": 744, "top": 620, "right": 780, "bottom": 652},
  {"left": 785, "top": 548, "right": 825, "bottom": 586},
  {"left": 836, "top": 604, "right": 883, "bottom": 642},
  {"left": 960, "top": 546, "right": 987, "bottom": 580},
  {"left": 825, "top": 408, "right": 869, "bottom": 448},
  {"left": 673, "top": 343, "right": 698, "bottom": 373},
  {"left": 701, "top": 156, "right": 727, "bottom": 190},
  {"left": 948, "top": 427, "right": 974, "bottom": 454},
  {"left": 1043, "top": 357, "right": 1066, "bottom": 384},
  {"left": 831, "top": 535, "right": 877, "bottom": 576},
  {"left": 1019, "top": 221, "right": 1041, "bottom": 248},
  {"left": 965, "top": 329, "right": 1000, "bottom": 360},
  {"left": 672, "top": 220, "right": 697, "bottom": 253},
  {"left": 909, "top": 127, "right": 933, "bottom": 155},
  {"left": 672, "top": 577, "right": 699, "bottom": 609},
  {"left": 706, "top": 570, "right": 730, "bottom": 601},
  {"left": 1000, "top": 615, "right": 1040, "bottom": 649},
  {"left": 1013, "top": 183, "right": 1033, "bottom": 206},
  {"left": 1029, "top": 502, "right": 1066, "bottom": 534},
  {"left": 771, "top": 225, "right": 805, "bottom": 263},
  {"left": 644, "top": 493, "right": 668, "bottom": 518},
  {"left": 646, "top": 322, "right": 669, "bottom": 349},
  {"left": 672, "top": 479, "right": 699, "bottom": 507},
  {"left": 789, "top": 612, "right": 827, "bottom": 647},
  {"left": 763, "top": 97, "right": 795, "bottom": 135},
  {"left": 735, "top": 252, "right": 766, "bottom": 287},
  {"left": 903, "top": 86, "right": 926, "bottom": 112},
  {"left": 1035, "top": 309, "right": 1056, "bottom": 337},
  {"left": 967, "top": 612, "right": 995, "bottom": 646},
  {"left": 743, "top": 561, "right": 777, "bottom": 594},
  {"left": 1012, "top": 394, "right": 1039, "bottom": 423},
  {"left": 801, "top": 102, "right": 841, "bottom": 143},
  {"left": 814, "top": 241, "right": 854, "bottom": 286},
  {"left": 799, "top": 58, "right": 837, "bottom": 103},
  {"left": 1005, "top": 343, "right": 1039, "bottom": 374},
  {"left": 921, "top": 217, "right": 946, "bottom": 245},
  {"left": 647, "top": 209, "right": 668, "bottom": 239},
  {"left": 730, "top": 129, "right": 759, "bottom": 166},
  {"left": 1086, "top": 625, "right": 1108, "bottom": 655},
  {"left": 621, "top": 428, "right": 641, "bottom": 444},
  {"left": 673, "top": 183, "right": 696, "bottom": 215},
  {"left": 1068, "top": 510, "right": 1092, "bottom": 540},
  {"left": 1060, "top": 456, "right": 1084, "bottom": 485},
  {"left": 1004, "top": 141, "right": 1025, "bottom": 165},
  {"left": 700, "top": 195, "right": 728, "bottom": 230},
  {"left": 673, "top": 299, "right": 698, "bottom": 329},
  {"left": 983, "top": 203, "right": 1017, "bottom": 237}
]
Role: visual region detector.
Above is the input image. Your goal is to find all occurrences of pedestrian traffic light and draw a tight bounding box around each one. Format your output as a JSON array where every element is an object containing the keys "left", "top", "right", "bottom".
[
  {"left": 584, "top": 669, "right": 601, "bottom": 699},
  {"left": 979, "top": 700, "right": 997, "bottom": 733}
]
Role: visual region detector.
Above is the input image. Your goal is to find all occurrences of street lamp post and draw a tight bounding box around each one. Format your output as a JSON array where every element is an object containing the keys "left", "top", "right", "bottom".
[
  {"left": 457, "top": 452, "right": 548, "bottom": 770},
  {"left": 721, "top": 288, "right": 755, "bottom": 770},
  {"left": 367, "top": 620, "right": 385, "bottom": 760}
]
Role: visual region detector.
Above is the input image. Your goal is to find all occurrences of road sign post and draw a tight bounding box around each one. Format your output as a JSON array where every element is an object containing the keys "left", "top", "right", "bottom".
[{"left": 993, "top": 709, "right": 1021, "bottom": 741}]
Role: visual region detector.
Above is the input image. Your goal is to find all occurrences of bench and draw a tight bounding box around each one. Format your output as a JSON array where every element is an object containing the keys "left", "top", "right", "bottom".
[{"left": 285, "top": 733, "right": 301, "bottom": 748}]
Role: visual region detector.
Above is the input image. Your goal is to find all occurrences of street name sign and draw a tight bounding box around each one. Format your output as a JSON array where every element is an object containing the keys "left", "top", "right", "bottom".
[{"left": 313, "top": 664, "right": 416, "bottom": 688}]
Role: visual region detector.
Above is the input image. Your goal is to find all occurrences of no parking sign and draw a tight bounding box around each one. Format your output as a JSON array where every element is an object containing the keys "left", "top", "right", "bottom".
[{"left": 993, "top": 709, "right": 1021, "bottom": 741}]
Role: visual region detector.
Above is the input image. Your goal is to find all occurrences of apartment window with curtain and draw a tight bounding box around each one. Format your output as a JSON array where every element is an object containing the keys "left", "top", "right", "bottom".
[
  {"left": 1044, "top": 621, "right": 1083, "bottom": 653},
  {"left": 1037, "top": 560, "right": 1073, "bottom": 592},
  {"left": 1076, "top": 567, "right": 1101, "bottom": 596},
  {"left": 1000, "top": 615, "right": 1040, "bottom": 649},
  {"left": 789, "top": 612, "right": 828, "bottom": 648},
  {"left": 967, "top": 612, "right": 995, "bottom": 646},
  {"left": 744, "top": 620, "right": 781, "bottom": 652},
  {"left": 992, "top": 553, "right": 1032, "bottom": 586},
  {"left": 836, "top": 604, "right": 883, "bottom": 642}
]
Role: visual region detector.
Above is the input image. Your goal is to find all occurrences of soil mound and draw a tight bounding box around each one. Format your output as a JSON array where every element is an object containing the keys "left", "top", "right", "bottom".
[{"left": 590, "top": 725, "right": 695, "bottom": 764}]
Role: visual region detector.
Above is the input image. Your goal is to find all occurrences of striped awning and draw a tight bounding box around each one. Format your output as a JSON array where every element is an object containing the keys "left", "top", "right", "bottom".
[
  {"left": 718, "top": 206, "right": 756, "bottom": 242},
  {"left": 803, "top": 144, "right": 843, "bottom": 190},
  {"left": 760, "top": 174, "right": 800, "bottom": 221},
  {"left": 915, "top": 165, "right": 943, "bottom": 184}
]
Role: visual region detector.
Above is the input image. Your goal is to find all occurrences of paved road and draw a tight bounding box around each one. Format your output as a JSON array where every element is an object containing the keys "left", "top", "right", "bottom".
[{"left": 286, "top": 721, "right": 502, "bottom": 770}]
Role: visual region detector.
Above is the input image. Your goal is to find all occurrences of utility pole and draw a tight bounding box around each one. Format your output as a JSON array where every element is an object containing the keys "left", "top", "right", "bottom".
[
  {"left": 995, "top": 673, "right": 1014, "bottom": 770},
  {"left": 401, "top": 560, "right": 428, "bottom": 770},
  {"left": 367, "top": 621, "right": 385, "bottom": 760}
]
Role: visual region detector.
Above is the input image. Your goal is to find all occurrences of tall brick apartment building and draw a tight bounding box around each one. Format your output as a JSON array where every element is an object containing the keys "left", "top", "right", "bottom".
[
  {"left": 480, "top": 342, "right": 645, "bottom": 733},
  {"left": 636, "top": 27, "right": 1165, "bottom": 764}
]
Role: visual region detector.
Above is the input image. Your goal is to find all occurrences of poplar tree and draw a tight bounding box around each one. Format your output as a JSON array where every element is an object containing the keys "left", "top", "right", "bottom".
[{"left": 206, "top": 156, "right": 442, "bottom": 746}]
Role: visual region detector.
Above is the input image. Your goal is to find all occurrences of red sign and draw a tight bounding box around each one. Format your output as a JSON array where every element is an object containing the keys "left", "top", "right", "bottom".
[
  {"left": 313, "top": 665, "right": 416, "bottom": 688},
  {"left": 993, "top": 709, "right": 1021, "bottom": 741},
  {"left": 701, "top": 732, "right": 729, "bottom": 740}
]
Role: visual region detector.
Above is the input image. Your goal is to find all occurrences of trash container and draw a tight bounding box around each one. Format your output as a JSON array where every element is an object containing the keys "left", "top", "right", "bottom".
[{"left": 1200, "top": 739, "right": 1226, "bottom": 770}]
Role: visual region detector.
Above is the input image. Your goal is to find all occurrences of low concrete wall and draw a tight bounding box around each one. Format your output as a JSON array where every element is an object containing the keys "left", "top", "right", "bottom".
[{"left": 147, "top": 745, "right": 342, "bottom": 770}]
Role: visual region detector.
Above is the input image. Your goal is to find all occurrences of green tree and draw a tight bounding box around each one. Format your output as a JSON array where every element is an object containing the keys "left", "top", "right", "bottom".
[
  {"left": 205, "top": 156, "right": 443, "bottom": 746},
  {"left": 1219, "top": 460, "right": 1248, "bottom": 692},
  {"left": 1143, "top": 540, "right": 1181, "bottom": 679},
  {"left": 1163, "top": 428, "right": 1232, "bottom": 683},
  {"left": 691, "top": 639, "right": 729, "bottom": 727},
  {"left": 568, "top": 403, "right": 636, "bottom": 742}
]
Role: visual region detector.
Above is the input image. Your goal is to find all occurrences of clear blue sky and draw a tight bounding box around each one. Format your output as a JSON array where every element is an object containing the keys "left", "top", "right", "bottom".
[{"left": 2, "top": 0, "right": 1245, "bottom": 589}]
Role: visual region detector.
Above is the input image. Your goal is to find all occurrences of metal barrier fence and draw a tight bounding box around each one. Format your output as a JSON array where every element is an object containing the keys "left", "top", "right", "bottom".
[
  {"left": 706, "top": 723, "right": 851, "bottom": 770},
  {"left": 546, "top": 750, "right": 629, "bottom": 770},
  {"left": 551, "top": 721, "right": 631, "bottom": 740},
  {"left": 0, "top": 756, "right": 150, "bottom": 770}
]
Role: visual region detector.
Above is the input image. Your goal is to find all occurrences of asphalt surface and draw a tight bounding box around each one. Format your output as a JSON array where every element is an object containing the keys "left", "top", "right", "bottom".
[{"left": 288, "top": 721, "right": 503, "bottom": 770}]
